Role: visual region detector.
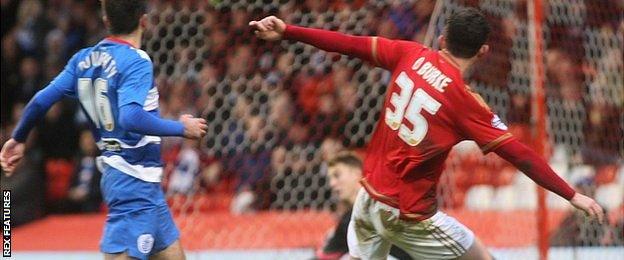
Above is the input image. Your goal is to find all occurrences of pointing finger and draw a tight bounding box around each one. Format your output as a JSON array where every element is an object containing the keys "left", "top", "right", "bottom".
[
  {"left": 593, "top": 204, "right": 604, "bottom": 224},
  {"left": 8, "top": 154, "right": 22, "bottom": 165},
  {"left": 253, "top": 21, "right": 268, "bottom": 32}
]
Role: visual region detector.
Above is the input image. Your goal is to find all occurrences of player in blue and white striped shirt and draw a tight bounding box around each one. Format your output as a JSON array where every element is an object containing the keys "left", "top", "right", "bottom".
[{"left": 0, "top": 1, "right": 207, "bottom": 259}]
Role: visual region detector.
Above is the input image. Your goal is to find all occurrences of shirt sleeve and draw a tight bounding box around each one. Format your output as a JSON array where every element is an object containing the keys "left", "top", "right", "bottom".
[
  {"left": 372, "top": 37, "right": 425, "bottom": 70},
  {"left": 453, "top": 85, "right": 514, "bottom": 153},
  {"left": 117, "top": 56, "right": 153, "bottom": 107},
  {"left": 11, "top": 51, "right": 80, "bottom": 142},
  {"left": 495, "top": 139, "right": 576, "bottom": 200},
  {"left": 49, "top": 52, "right": 80, "bottom": 97},
  {"left": 283, "top": 25, "right": 424, "bottom": 71},
  {"left": 118, "top": 103, "right": 185, "bottom": 137}
]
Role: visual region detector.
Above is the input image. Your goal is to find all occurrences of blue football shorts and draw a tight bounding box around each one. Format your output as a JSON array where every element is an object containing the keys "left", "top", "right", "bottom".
[{"left": 99, "top": 165, "right": 179, "bottom": 259}]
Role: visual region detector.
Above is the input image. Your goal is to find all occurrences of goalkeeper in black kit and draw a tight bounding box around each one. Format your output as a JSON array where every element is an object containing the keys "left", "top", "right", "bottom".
[{"left": 316, "top": 152, "right": 411, "bottom": 260}]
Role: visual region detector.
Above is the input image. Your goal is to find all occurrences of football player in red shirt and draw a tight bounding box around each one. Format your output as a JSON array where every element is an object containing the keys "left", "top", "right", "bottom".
[{"left": 250, "top": 7, "right": 603, "bottom": 260}]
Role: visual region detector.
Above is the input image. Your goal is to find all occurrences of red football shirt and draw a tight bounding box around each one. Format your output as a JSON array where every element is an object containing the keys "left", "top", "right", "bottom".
[{"left": 360, "top": 38, "right": 514, "bottom": 220}]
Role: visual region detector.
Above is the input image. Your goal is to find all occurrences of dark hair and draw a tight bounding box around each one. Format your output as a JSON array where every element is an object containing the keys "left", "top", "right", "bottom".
[
  {"left": 102, "top": 0, "right": 147, "bottom": 35},
  {"left": 445, "top": 7, "right": 491, "bottom": 58},
  {"left": 328, "top": 151, "right": 363, "bottom": 169}
]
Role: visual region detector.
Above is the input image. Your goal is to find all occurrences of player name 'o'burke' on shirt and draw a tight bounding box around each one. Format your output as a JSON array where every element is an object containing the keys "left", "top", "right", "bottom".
[
  {"left": 78, "top": 51, "right": 118, "bottom": 78},
  {"left": 411, "top": 57, "right": 452, "bottom": 92}
]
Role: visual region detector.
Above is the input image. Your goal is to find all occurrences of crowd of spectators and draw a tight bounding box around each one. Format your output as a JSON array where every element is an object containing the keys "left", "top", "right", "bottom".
[{"left": 1, "top": 0, "right": 622, "bottom": 246}]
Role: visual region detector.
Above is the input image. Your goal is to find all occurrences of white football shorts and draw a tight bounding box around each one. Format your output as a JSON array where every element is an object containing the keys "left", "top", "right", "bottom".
[{"left": 347, "top": 188, "right": 475, "bottom": 259}]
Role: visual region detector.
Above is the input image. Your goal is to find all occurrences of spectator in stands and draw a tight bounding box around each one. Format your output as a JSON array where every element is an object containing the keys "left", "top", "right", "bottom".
[
  {"left": 37, "top": 102, "right": 80, "bottom": 161},
  {"left": 38, "top": 102, "right": 80, "bottom": 213},
  {"left": 18, "top": 56, "right": 45, "bottom": 102},
  {"left": 265, "top": 89, "right": 295, "bottom": 149},
  {"left": 1, "top": 32, "right": 21, "bottom": 123},
  {"left": 198, "top": 159, "right": 224, "bottom": 192},
  {"left": 297, "top": 69, "right": 336, "bottom": 116},
  {"left": 545, "top": 48, "right": 584, "bottom": 103},
  {"left": 470, "top": 14, "right": 513, "bottom": 89},
  {"left": 229, "top": 7, "right": 252, "bottom": 45},
  {"left": 167, "top": 139, "right": 202, "bottom": 195},
  {"left": 298, "top": 65, "right": 353, "bottom": 142},
  {"left": 316, "top": 152, "right": 411, "bottom": 259},
  {"left": 66, "top": 130, "right": 101, "bottom": 212},
  {"left": 409, "top": 0, "right": 435, "bottom": 42},
  {"left": 162, "top": 138, "right": 223, "bottom": 196},
  {"left": 582, "top": 99, "right": 623, "bottom": 167},
  {"left": 336, "top": 80, "right": 358, "bottom": 114},
  {"left": 206, "top": 28, "right": 229, "bottom": 75},
  {"left": 329, "top": 65, "right": 356, "bottom": 116},
  {"left": 286, "top": 120, "right": 311, "bottom": 146},
  {"left": 266, "top": 52, "right": 295, "bottom": 86},
  {"left": 43, "top": 28, "right": 66, "bottom": 75},
  {"left": 227, "top": 45, "right": 254, "bottom": 78},
  {"left": 386, "top": 0, "right": 434, "bottom": 41},
  {"left": 227, "top": 115, "right": 272, "bottom": 214},
  {"left": 506, "top": 89, "right": 531, "bottom": 144},
  {"left": 544, "top": 47, "right": 587, "bottom": 164},
  {"left": 317, "top": 137, "right": 345, "bottom": 179},
  {"left": 14, "top": 0, "right": 47, "bottom": 56},
  {"left": 308, "top": 93, "right": 341, "bottom": 142}
]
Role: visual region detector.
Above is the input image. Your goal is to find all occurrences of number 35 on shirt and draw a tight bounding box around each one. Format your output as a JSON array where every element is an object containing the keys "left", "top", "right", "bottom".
[{"left": 385, "top": 71, "right": 441, "bottom": 146}]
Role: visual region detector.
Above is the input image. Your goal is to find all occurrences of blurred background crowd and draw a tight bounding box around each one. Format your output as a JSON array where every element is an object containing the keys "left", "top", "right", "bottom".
[{"left": 1, "top": 0, "right": 622, "bottom": 247}]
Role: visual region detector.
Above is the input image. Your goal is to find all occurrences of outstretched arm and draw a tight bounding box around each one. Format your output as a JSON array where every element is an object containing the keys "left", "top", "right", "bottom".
[
  {"left": 118, "top": 104, "right": 206, "bottom": 138},
  {"left": 451, "top": 87, "right": 604, "bottom": 224},
  {"left": 494, "top": 139, "right": 604, "bottom": 223},
  {"left": 282, "top": 25, "right": 376, "bottom": 64},
  {"left": 118, "top": 56, "right": 207, "bottom": 140},
  {"left": 249, "top": 16, "right": 407, "bottom": 69},
  {"left": 12, "top": 84, "right": 67, "bottom": 143},
  {"left": 1, "top": 86, "right": 65, "bottom": 174},
  {"left": 2, "top": 56, "right": 78, "bottom": 174}
]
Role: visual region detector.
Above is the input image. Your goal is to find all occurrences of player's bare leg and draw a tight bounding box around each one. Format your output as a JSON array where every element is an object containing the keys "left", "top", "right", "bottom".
[
  {"left": 104, "top": 252, "right": 132, "bottom": 260},
  {"left": 459, "top": 237, "right": 493, "bottom": 260},
  {"left": 150, "top": 240, "right": 186, "bottom": 260}
]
